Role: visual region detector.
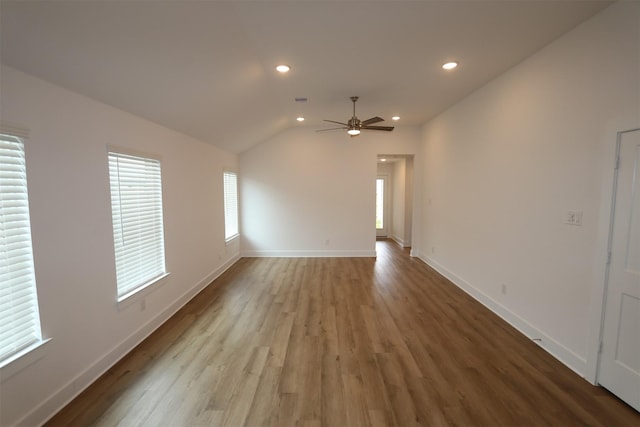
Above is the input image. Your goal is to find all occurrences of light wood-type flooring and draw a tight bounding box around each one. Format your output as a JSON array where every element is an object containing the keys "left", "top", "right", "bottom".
[{"left": 46, "top": 240, "right": 639, "bottom": 426}]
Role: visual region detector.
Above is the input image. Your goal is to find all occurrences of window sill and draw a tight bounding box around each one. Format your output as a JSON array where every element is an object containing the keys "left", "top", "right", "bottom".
[
  {"left": 0, "top": 338, "right": 52, "bottom": 384},
  {"left": 225, "top": 234, "right": 239, "bottom": 245},
  {"left": 117, "top": 272, "right": 170, "bottom": 311}
]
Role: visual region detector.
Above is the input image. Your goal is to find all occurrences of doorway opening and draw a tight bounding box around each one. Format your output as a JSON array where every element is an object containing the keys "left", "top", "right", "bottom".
[{"left": 376, "top": 155, "right": 414, "bottom": 248}]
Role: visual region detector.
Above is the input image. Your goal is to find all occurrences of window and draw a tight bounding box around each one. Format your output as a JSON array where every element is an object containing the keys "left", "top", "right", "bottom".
[
  {"left": 0, "top": 133, "right": 43, "bottom": 364},
  {"left": 223, "top": 171, "right": 238, "bottom": 241},
  {"left": 108, "top": 150, "right": 167, "bottom": 300}
]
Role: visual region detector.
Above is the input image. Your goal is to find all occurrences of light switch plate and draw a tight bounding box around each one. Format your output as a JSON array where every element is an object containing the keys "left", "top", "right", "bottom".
[{"left": 565, "top": 210, "right": 583, "bottom": 226}]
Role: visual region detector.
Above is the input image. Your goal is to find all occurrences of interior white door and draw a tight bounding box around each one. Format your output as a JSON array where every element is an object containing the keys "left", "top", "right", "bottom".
[{"left": 599, "top": 128, "right": 640, "bottom": 412}]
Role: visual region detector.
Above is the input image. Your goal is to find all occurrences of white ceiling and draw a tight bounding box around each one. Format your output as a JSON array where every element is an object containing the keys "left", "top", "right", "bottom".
[{"left": 1, "top": 1, "right": 612, "bottom": 153}]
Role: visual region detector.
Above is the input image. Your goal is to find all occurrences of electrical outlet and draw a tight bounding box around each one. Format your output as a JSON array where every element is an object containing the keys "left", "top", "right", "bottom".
[{"left": 501, "top": 284, "right": 507, "bottom": 295}]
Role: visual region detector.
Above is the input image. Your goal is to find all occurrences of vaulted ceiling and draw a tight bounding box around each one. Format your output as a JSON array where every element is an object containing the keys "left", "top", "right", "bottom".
[{"left": 1, "top": 1, "right": 612, "bottom": 153}]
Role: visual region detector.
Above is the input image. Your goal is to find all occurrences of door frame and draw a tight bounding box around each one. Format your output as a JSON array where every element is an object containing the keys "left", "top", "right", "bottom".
[{"left": 593, "top": 127, "right": 640, "bottom": 385}]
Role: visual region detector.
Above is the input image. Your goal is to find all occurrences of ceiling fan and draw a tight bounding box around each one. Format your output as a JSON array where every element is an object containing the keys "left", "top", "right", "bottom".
[{"left": 318, "top": 96, "right": 394, "bottom": 137}]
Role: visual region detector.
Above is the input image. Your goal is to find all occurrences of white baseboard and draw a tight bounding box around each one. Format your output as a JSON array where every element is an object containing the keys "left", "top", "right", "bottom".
[
  {"left": 389, "top": 234, "right": 411, "bottom": 248},
  {"left": 389, "top": 234, "right": 405, "bottom": 247},
  {"left": 20, "top": 255, "right": 241, "bottom": 427},
  {"left": 241, "top": 249, "right": 376, "bottom": 258},
  {"left": 415, "top": 252, "right": 587, "bottom": 378}
]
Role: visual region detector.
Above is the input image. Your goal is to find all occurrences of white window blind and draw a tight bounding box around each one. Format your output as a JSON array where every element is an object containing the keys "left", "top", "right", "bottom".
[
  {"left": 108, "top": 151, "right": 166, "bottom": 299},
  {"left": 223, "top": 171, "right": 238, "bottom": 241},
  {"left": 0, "top": 134, "right": 42, "bottom": 364}
]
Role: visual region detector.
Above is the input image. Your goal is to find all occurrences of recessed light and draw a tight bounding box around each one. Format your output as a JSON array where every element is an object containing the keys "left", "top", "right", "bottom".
[
  {"left": 442, "top": 61, "right": 458, "bottom": 70},
  {"left": 380, "top": 158, "right": 387, "bottom": 162},
  {"left": 276, "top": 64, "right": 291, "bottom": 73},
  {"left": 391, "top": 116, "right": 400, "bottom": 121},
  {"left": 296, "top": 117, "right": 305, "bottom": 122}
]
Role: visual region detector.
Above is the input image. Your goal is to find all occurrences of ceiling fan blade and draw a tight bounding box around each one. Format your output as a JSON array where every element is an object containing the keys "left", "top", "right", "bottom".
[
  {"left": 316, "top": 127, "right": 347, "bottom": 132},
  {"left": 362, "top": 125, "right": 395, "bottom": 131},
  {"left": 324, "top": 119, "right": 349, "bottom": 126},
  {"left": 361, "top": 116, "right": 384, "bottom": 126}
]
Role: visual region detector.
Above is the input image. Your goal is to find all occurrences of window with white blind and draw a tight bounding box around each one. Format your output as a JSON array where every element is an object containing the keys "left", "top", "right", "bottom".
[
  {"left": 0, "top": 133, "right": 43, "bottom": 365},
  {"left": 108, "top": 150, "right": 167, "bottom": 300},
  {"left": 223, "top": 171, "right": 238, "bottom": 241}
]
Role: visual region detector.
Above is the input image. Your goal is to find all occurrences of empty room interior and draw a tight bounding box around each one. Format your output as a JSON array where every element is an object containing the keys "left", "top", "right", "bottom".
[{"left": 1, "top": 1, "right": 639, "bottom": 426}]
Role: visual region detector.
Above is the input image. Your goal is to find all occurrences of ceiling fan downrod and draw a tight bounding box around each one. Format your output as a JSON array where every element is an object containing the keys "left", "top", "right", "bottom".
[
  {"left": 348, "top": 96, "right": 361, "bottom": 135},
  {"left": 350, "top": 96, "right": 359, "bottom": 115}
]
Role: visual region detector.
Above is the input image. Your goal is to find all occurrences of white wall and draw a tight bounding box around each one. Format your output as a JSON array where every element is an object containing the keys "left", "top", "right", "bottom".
[
  {"left": 239, "top": 127, "right": 420, "bottom": 256},
  {"left": 415, "top": 1, "right": 639, "bottom": 379},
  {"left": 0, "top": 66, "right": 239, "bottom": 426}
]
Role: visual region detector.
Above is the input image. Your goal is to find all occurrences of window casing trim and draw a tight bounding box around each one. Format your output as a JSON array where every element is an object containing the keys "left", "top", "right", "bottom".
[
  {"left": 116, "top": 272, "right": 170, "bottom": 310},
  {"left": 0, "top": 338, "right": 52, "bottom": 384},
  {"left": 106, "top": 145, "right": 163, "bottom": 163}
]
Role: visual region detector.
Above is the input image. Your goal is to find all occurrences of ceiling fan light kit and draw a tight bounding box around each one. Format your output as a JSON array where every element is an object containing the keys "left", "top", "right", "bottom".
[{"left": 318, "top": 96, "right": 394, "bottom": 137}]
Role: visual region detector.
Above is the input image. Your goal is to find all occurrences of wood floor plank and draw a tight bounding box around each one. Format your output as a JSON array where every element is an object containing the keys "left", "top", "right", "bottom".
[
  {"left": 376, "top": 352, "right": 420, "bottom": 426},
  {"left": 243, "top": 366, "right": 281, "bottom": 427},
  {"left": 320, "top": 353, "right": 347, "bottom": 426},
  {"left": 45, "top": 240, "right": 640, "bottom": 426}
]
